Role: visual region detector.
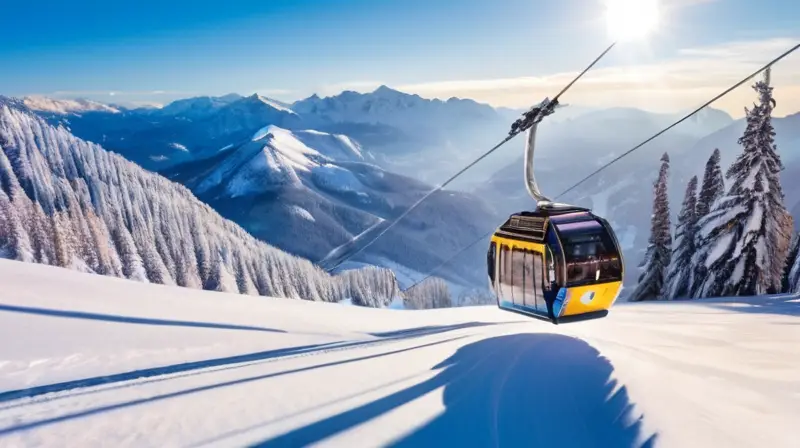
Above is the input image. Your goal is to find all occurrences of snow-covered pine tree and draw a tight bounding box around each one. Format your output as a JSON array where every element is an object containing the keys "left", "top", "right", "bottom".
[
  {"left": 404, "top": 277, "right": 452, "bottom": 309},
  {"left": 690, "top": 68, "right": 793, "bottom": 297},
  {"left": 696, "top": 148, "right": 725, "bottom": 221},
  {"left": 628, "top": 152, "right": 672, "bottom": 301},
  {"left": 0, "top": 190, "right": 34, "bottom": 262},
  {"left": 663, "top": 175, "right": 698, "bottom": 299}
]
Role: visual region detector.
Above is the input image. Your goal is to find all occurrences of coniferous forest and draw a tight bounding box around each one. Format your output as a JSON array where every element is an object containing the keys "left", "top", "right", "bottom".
[
  {"left": 0, "top": 97, "right": 426, "bottom": 307},
  {"left": 632, "top": 68, "right": 798, "bottom": 300}
]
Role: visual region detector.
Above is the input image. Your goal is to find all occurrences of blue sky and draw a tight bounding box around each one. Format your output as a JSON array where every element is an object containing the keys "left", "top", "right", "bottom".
[{"left": 3, "top": 0, "right": 798, "bottom": 116}]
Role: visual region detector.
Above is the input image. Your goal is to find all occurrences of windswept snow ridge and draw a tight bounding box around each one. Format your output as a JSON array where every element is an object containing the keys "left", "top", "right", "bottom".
[{"left": 22, "top": 97, "right": 121, "bottom": 115}]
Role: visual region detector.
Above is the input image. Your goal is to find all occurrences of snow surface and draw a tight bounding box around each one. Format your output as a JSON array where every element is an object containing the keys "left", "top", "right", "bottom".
[
  {"left": 1, "top": 259, "right": 797, "bottom": 447},
  {"left": 252, "top": 125, "right": 320, "bottom": 171},
  {"left": 706, "top": 232, "right": 735, "bottom": 268},
  {"left": 289, "top": 205, "right": 315, "bottom": 223},
  {"left": 312, "top": 164, "right": 364, "bottom": 193}
]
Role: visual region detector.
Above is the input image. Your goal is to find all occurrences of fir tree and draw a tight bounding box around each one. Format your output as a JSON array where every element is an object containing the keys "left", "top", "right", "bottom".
[
  {"left": 404, "top": 277, "right": 452, "bottom": 309},
  {"left": 629, "top": 152, "right": 672, "bottom": 301},
  {"left": 663, "top": 176, "right": 698, "bottom": 299},
  {"left": 691, "top": 68, "right": 793, "bottom": 297},
  {"left": 696, "top": 148, "right": 724, "bottom": 221}
]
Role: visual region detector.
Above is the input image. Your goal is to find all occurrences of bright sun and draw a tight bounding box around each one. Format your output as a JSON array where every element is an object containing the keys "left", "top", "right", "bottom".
[{"left": 604, "top": 0, "right": 660, "bottom": 41}]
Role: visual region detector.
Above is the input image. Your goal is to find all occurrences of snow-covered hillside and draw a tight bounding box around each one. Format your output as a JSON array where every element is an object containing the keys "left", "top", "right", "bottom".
[
  {"left": 161, "top": 125, "right": 500, "bottom": 290},
  {"left": 0, "top": 96, "right": 401, "bottom": 306},
  {"left": 0, "top": 259, "right": 796, "bottom": 447}
]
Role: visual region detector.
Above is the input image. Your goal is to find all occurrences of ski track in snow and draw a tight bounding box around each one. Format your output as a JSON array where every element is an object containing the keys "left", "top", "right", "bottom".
[{"left": 0, "top": 260, "right": 798, "bottom": 447}]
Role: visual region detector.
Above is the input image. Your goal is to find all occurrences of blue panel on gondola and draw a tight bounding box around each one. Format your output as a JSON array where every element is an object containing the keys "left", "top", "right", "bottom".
[{"left": 553, "top": 287, "right": 567, "bottom": 317}]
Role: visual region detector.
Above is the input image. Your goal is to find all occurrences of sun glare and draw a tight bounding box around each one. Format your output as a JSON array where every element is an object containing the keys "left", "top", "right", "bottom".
[{"left": 604, "top": 0, "right": 660, "bottom": 42}]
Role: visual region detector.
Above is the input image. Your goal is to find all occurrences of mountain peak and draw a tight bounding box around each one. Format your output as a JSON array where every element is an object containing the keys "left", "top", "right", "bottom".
[
  {"left": 373, "top": 85, "right": 403, "bottom": 96},
  {"left": 238, "top": 94, "right": 297, "bottom": 114}
]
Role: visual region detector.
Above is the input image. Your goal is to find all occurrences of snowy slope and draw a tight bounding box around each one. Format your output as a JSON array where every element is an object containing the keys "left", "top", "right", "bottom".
[{"left": 0, "top": 259, "right": 797, "bottom": 447}]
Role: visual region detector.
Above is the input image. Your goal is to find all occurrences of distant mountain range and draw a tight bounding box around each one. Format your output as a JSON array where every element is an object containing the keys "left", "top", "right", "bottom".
[{"left": 21, "top": 87, "right": 798, "bottom": 296}]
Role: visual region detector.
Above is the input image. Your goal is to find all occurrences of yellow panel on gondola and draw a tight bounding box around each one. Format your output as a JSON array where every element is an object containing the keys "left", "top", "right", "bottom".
[{"left": 559, "top": 281, "right": 622, "bottom": 317}]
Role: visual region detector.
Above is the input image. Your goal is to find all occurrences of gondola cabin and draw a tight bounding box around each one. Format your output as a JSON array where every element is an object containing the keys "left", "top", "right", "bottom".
[{"left": 487, "top": 206, "right": 624, "bottom": 324}]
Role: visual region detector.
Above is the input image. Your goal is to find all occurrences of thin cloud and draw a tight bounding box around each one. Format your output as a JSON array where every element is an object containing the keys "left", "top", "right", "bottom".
[
  {"left": 47, "top": 90, "right": 191, "bottom": 97},
  {"left": 391, "top": 37, "right": 800, "bottom": 117}
]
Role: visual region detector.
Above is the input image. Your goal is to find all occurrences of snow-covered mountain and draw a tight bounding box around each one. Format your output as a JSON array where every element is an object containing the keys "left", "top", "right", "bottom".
[
  {"left": 292, "top": 85, "right": 499, "bottom": 129},
  {"left": 0, "top": 96, "right": 402, "bottom": 307},
  {"left": 143, "top": 93, "right": 242, "bottom": 119},
  {"left": 32, "top": 93, "right": 307, "bottom": 171},
  {"left": 291, "top": 86, "right": 512, "bottom": 185},
  {"left": 28, "top": 89, "right": 735, "bottom": 189},
  {"left": 161, "top": 124, "right": 500, "bottom": 291}
]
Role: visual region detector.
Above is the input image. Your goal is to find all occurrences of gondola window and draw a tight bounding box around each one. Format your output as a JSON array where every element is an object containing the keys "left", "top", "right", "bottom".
[
  {"left": 499, "top": 245, "right": 513, "bottom": 301},
  {"left": 511, "top": 248, "right": 526, "bottom": 306}
]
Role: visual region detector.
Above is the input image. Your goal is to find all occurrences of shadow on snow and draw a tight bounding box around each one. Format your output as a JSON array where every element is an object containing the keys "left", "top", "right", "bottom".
[
  {"left": 0, "top": 337, "right": 466, "bottom": 437},
  {"left": 0, "top": 303, "right": 287, "bottom": 333},
  {"left": 0, "top": 321, "right": 505, "bottom": 405},
  {"left": 254, "top": 333, "right": 658, "bottom": 448},
  {"left": 367, "top": 321, "right": 516, "bottom": 338},
  {"left": 708, "top": 293, "right": 800, "bottom": 318}
]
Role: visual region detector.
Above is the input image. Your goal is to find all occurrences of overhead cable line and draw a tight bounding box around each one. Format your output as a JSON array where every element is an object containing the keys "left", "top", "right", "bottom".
[
  {"left": 402, "top": 41, "right": 800, "bottom": 292},
  {"left": 323, "top": 42, "right": 617, "bottom": 273},
  {"left": 554, "top": 42, "right": 800, "bottom": 200}
]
